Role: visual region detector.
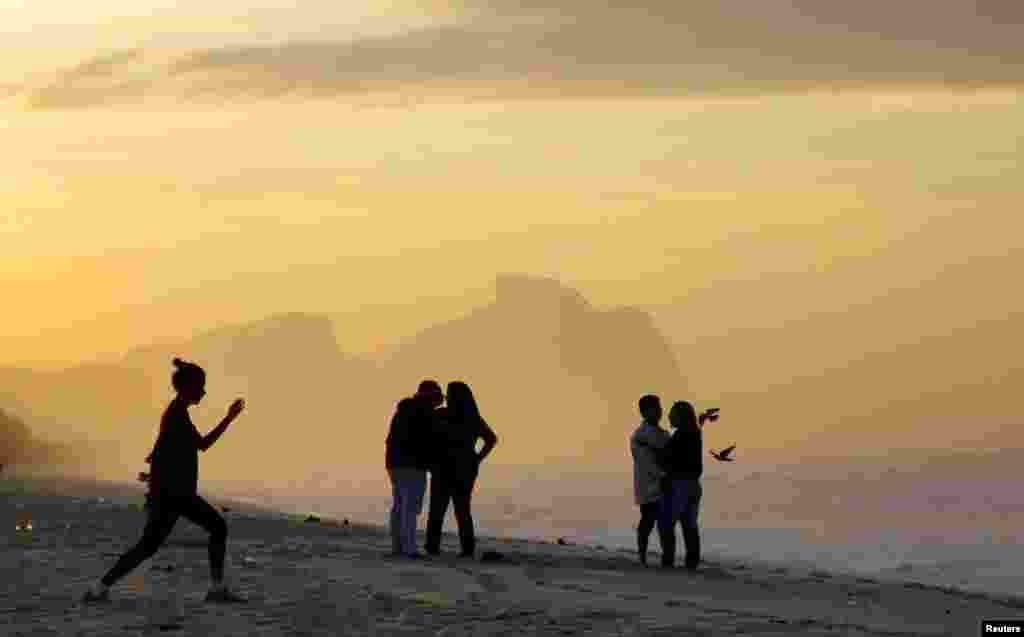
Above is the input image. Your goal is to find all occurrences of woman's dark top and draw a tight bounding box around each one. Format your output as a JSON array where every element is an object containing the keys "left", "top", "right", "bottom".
[
  {"left": 661, "top": 428, "right": 703, "bottom": 480},
  {"left": 437, "top": 412, "right": 496, "bottom": 473},
  {"left": 149, "top": 402, "right": 201, "bottom": 497}
]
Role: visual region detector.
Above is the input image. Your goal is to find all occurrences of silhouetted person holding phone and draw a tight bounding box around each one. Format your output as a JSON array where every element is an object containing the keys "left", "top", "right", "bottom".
[
  {"left": 386, "top": 380, "right": 443, "bottom": 558},
  {"left": 83, "top": 358, "right": 247, "bottom": 603},
  {"left": 629, "top": 394, "right": 674, "bottom": 566},
  {"left": 425, "top": 381, "right": 497, "bottom": 558},
  {"left": 659, "top": 401, "right": 729, "bottom": 571}
]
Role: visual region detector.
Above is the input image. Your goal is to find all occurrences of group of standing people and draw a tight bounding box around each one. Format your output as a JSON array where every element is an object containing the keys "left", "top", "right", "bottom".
[
  {"left": 385, "top": 379, "right": 499, "bottom": 559},
  {"left": 81, "top": 356, "right": 723, "bottom": 606},
  {"left": 84, "top": 364, "right": 502, "bottom": 604},
  {"left": 630, "top": 394, "right": 729, "bottom": 570}
]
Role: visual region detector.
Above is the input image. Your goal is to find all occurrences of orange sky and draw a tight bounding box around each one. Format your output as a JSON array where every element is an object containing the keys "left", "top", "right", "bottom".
[{"left": 3, "top": 86, "right": 1022, "bottom": 365}]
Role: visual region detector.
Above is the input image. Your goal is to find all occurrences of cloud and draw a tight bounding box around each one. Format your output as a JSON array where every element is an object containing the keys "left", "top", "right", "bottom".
[{"left": 18, "top": 1, "right": 1024, "bottom": 109}]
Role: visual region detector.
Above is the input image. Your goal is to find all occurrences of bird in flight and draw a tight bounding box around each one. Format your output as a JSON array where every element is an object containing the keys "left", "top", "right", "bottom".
[{"left": 710, "top": 445, "right": 737, "bottom": 462}]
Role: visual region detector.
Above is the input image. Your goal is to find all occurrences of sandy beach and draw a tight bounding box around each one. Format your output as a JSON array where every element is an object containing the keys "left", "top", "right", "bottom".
[{"left": 2, "top": 476, "right": 1021, "bottom": 636}]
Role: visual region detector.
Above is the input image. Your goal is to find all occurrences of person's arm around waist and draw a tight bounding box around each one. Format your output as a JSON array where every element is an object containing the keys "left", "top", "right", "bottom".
[
  {"left": 476, "top": 419, "right": 498, "bottom": 464},
  {"left": 638, "top": 428, "right": 672, "bottom": 472}
]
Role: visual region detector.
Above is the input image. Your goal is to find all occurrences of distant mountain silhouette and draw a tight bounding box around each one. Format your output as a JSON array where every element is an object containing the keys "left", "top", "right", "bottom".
[
  {"left": 0, "top": 363, "right": 154, "bottom": 450},
  {"left": 122, "top": 312, "right": 373, "bottom": 386},
  {"left": 0, "top": 277, "right": 684, "bottom": 479},
  {"left": 0, "top": 313, "right": 379, "bottom": 481},
  {"left": 0, "top": 407, "right": 33, "bottom": 465},
  {"left": 118, "top": 312, "right": 385, "bottom": 481},
  {"left": 0, "top": 407, "right": 81, "bottom": 469},
  {"left": 381, "top": 274, "right": 686, "bottom": 462},
  {"left": 5, "top": 267, "right": 1022, "bottom": 480}
]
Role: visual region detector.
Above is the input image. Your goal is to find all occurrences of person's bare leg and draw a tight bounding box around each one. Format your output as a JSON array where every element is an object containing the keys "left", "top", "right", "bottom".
[
  {"left": 84, "top": 500, "right": 178, "bottom": 602},
  {"left": 180, "top": 495, "right": 245, "bottom": 603}
]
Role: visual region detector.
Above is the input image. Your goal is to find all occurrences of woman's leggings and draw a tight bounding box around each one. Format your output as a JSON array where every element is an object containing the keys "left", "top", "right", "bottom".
[
  {"left": 101, "top": 493, "right": 227, "bottom": 586},
  {"left": 425, "top": 462, "right": 478, "bottom": 555}
]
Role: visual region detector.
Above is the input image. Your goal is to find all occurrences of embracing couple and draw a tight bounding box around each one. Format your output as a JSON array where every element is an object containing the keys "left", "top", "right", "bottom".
[
  {"left": 630, "top": 394, "right": 733, "bottom": 571},
  {"left": 385, "top": 380, "right": 499, "bottom": 560}
]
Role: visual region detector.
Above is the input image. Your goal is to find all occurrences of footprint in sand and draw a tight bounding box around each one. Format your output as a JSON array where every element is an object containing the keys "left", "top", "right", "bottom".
[
  {"left": 154, "top": 622, "right": 183, "bottom": 632},
  {"left": 522, "top": 563, "right": 546, "bottom": 582},
  {"left": 473, "top": 571, "right": 510, "bottom": 594},
  {"left": 695, "top": 567, "right": 735, "bottom": 580},
  {"left": 563, "top": 583, "right": 596, "bottom": 594}
]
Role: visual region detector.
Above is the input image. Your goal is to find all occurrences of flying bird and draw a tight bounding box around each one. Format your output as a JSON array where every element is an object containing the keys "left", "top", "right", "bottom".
[{"left": 710, "top": 445, "right": 736, "bottom": 461}]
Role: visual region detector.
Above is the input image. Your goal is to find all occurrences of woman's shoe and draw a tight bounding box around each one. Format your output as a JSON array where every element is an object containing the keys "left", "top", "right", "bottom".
[
  {"left": 82, "top": 589, "right": 110, "bottom": 604},
  {"left": 205, "top": 588, "right": 247, "bottom": 604}
]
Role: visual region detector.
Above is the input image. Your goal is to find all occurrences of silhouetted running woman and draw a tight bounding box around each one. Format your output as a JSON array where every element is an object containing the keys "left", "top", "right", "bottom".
[
  {"left": 83, "top": 358, "right": 247, "bottom": 604},
  {"left": 425, "top": 381, "right": 497, "bottom": 558}
]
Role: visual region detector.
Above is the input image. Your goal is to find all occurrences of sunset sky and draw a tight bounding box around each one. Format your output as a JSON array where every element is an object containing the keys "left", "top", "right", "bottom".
[{"left": 2, "top": 1, "right": 1022, "bottom": 449}]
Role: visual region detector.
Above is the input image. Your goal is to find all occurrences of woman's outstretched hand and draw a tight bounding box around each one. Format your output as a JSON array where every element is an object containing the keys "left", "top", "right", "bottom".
[
  {"left": 227, "top": 398, "right": 246, "bottom": 421},
  {"left": 699, "top": 408, "right": 721, "bottom": 425}
]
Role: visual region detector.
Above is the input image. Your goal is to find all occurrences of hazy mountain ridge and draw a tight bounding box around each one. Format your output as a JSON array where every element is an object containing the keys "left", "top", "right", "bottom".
[
  {"left": 1, "top": 275, "right": 684, "bottom": 481},
  {"left": 383, "top": 274, "right": 687, "bottom": 461},
  {"left": 0, "top": 407, "right": 85, "bottom": 469},
  {"left": 5, "top": 249, "right": 1022, "bottom": 481},
  {"left": 0, "top": 363, "right": 155, "bottom": 446},
  {"left": 0, "top": 312, "right": 381, "bottom": 481}
]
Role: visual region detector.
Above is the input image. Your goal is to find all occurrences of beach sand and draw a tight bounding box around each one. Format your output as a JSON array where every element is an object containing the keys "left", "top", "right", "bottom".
[{"left": 2, "top": 476, "right": 1020, "bottom": 636}]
